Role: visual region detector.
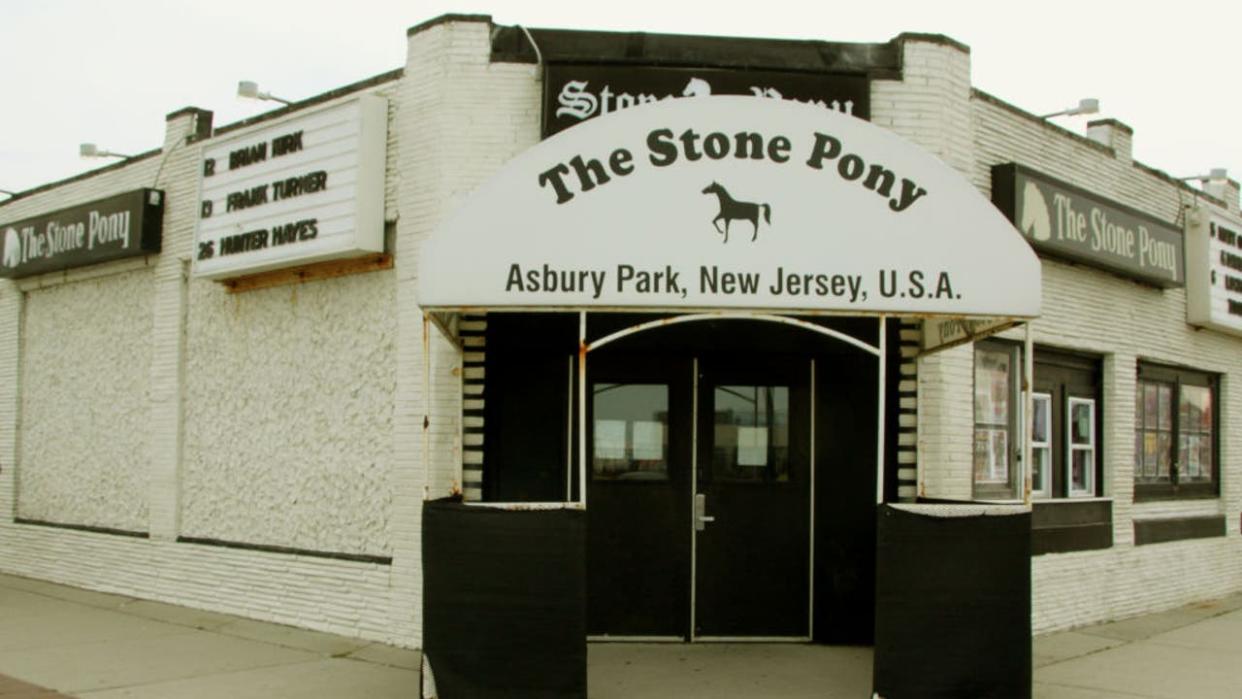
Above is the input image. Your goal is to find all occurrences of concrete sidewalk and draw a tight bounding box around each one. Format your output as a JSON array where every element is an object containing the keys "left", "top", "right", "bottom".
[
  {"left": 0, "top": 574, "right": 419, "bottom": 698},
  {"left": 1034, "top": 592, "right": 1242, "bottom": 698},
  {"left": 4, "top": 572, "right": 1242, "bottom": 698}
]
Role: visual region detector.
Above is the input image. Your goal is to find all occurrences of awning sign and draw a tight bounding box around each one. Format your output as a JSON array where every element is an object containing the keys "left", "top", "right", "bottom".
[
  {"left": 992, "top": 163, "right": 1183, "bottom": 288},
  {"left": 419, "top": 97, "right": 1041, "bottom": 318},
  {"left": 1, "top": 189, "right": 163, "bottom": 279}
]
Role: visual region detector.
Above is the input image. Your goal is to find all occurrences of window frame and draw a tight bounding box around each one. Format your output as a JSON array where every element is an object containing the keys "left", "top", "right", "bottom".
[
  {"left": 1030, "top": 392, "right": 1054, "bottom": 499},
  {"left": 1031, "top": 347, "right": 1104, "bottom": 500},
  {"left": 1066, "top": 396, "right": 1097, "bottom": 498},
  {"left": 1134, "top": 362, "right": 1220, "bottom": 501},
  {"left": 972, "top": 339, "right": 1024, "bottom": 501}
]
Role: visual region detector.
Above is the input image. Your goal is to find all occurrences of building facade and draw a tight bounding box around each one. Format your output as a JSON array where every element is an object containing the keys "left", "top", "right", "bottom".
[{"left": 1, "top": 13, "right": 1239, "bottom": 682}]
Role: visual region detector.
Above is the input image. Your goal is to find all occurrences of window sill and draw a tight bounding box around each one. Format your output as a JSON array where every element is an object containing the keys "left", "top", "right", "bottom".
[
  {"left": 1132, "top": 490, "right": 1219, "bottom": 504},
  {"left": 1134, "top": 515, "right": 1226, "bottom": 546},
  {"left": 1031, "top": 499, "right": 1113, "bottom": 555},
  {"left": 1031, "top": 496, "right": 1112, "bottom": 504}
]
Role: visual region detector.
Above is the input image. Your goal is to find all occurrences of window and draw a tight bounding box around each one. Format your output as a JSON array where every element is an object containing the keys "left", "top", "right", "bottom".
[
  {"left": 973, "top": 341, "right": 1022, "bottom": 500},
  {"left": 712, "top": 385, "right": 790, "bottom": 483},
  {"left": 1030, "top": 392, "right": 1053, "bottom": 498},
  {"left": 593, "top": 383, "right": 670, "bottom": 481},
  {"left": 1032, "top": 349, "right": 1103, "bottom": 500},
  {"left": 1134, "top": 363, "right": 1218, "bottom": 499},
  {"left": 1067, "top": 398, "right": 1096, "bottom": 497}
]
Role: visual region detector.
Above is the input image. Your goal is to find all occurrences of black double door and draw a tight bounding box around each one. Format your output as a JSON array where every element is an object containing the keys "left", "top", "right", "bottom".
[{"left": 587, "top": 353, "right": 811, "bottom": 639}]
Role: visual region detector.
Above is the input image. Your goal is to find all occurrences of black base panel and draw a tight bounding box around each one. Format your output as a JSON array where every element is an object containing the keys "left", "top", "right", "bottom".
[
  {"left": 873, "top": 505, "right": 1031, "bottom": 699},
  {"left": 422, "top": 499, "right": 587, "bottom": 699}
]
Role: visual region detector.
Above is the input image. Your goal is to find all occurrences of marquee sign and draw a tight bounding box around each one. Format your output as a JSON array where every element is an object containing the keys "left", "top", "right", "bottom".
[
  {"left": 193, "top": 95, "right": 387, "bottom": 279},
  {"left": 992, "top": 163, "right": 1184, "bottom": 288},
  {"left": 1, "top": 189, "right": 163, "bottom": 279},
  {"left": 1186, "top": 208, "right": 1242, "bottom": 336},
  {"left": 544, "top": 64, "right": 869, "bottom": 136},
  {"left": 419, "top": 97, "right": 1041, "bottom": 318}
]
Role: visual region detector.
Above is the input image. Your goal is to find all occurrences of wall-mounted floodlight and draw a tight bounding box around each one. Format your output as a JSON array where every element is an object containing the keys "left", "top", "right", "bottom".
[
  {"left": 79, "top": 143, "right": 133, "bottom": 159},
  {"left": 1179, "top": 168, "right": 1229, "bottom": 182},
  {"left": 1040, "top": 98, "right": 1100, "bottom": 119},
  {"left": 237, "top": 80, "right": 292, "bottom": 106}
]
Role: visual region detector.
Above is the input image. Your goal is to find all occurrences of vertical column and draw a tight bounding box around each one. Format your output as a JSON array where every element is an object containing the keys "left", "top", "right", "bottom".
[
  {"left": 147, "top": 107, "right": 211, "bottom": 541},
  {"left": 459, "top": 313, "right": 487, "bottom": 501},
  {"left": 1106, "top": 352, "right": 1137, "bottom": 547},
  {"left": 873, "top": 35, "right": 979, "bottom": 501},
  {"left": 895, "top": 320, "right": 920, "bottom": 500},
  {"left": 395, "top": 14, "right": 542, "bottom": 647},
  {"left": 0, "top": 277, "right": 20, "bottom": 522}
]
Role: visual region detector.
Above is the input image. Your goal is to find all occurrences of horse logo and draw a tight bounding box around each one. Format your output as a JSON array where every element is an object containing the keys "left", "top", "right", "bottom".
[
  {"left": 2, "top": 228, "right": 20, "bottom": 268},
  {"left": 682, "top": 77, "right": 712, "bottom": 97},
  {"left": 702, "top": 182, "right": 771, "bottom": 243},
  {"left": 1020, "top": 180, "right": 1052, "bottom": 242}
]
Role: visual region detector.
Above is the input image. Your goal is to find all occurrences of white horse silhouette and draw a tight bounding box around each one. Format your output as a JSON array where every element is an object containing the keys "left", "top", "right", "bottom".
[
  {"left": 682, "top": 77, "right": 712, "bottom": 97},
  {"left": 2, "top": 228, "right": 20, "bottom": 268},
  {"left": 1020, "top": 181, "right": 1052, "bottom": 241}
]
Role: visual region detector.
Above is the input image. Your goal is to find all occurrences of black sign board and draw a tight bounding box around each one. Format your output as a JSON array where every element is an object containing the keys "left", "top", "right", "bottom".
[
  {"left": 543, "top": 64, "right": 869, "bottom": 137},
  {"left": 1, "top": 189, "right": 163, "bottom": 279},
  {"left": 992, "top": 163, "right": 1184, "bottom": 287}
]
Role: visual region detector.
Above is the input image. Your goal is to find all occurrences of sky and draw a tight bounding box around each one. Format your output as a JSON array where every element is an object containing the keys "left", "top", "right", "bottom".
[{"left": 2, "top": 0, "right": 1240, "bottom": 199}]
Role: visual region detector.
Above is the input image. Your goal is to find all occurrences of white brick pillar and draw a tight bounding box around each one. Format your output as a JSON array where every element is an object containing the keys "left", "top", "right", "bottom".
[
  {"left": 393, "top": 13, "right": 542, "bottom": 648},
  {"left": 1105, "top": 352, "right": 1137, "bottom": 547},
  {"left": 147, "top": 107, "right": 211, "bottom": 541},
  {"left": 0, "top": 248, "right": 18, "bottom": 524},
  {"left": 872, "top": 35, "right": 980, "bottom": 500}
]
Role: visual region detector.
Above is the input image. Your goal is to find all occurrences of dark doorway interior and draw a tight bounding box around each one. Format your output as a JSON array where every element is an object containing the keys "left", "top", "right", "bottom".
[{"left": 483, "top": 313, "right": 883, "bottom": 644}]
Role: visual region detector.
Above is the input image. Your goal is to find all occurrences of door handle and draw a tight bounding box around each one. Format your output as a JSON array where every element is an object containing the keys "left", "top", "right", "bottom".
[{"left": 695, "top": 493, "right": 715, "bottom": 531}]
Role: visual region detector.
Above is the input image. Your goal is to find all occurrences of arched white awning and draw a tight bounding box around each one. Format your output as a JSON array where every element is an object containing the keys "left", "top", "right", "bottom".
[{"left": 417, "top": 96, "right": 1040, "bottom": 319}]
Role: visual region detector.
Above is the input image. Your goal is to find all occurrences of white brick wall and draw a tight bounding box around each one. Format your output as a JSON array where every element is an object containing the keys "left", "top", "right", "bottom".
[
  {"left": 970, "top": 94, "right": 1242, "bottom": 633},
  {"left": 393, "top": 17, "right": 540, "bottom": 642}
]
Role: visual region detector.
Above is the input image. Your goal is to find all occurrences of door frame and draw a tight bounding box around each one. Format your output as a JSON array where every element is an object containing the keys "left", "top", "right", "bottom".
[{"left": 579, "top": 313, "right": 887, "bottom": 642}]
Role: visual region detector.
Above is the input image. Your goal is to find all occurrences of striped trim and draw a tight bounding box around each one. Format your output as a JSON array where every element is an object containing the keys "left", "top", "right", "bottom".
[
  {"left": 895, "top": 320, "right": 920, "bottom": 502},
  {"left": 459, "top": 313, "right": 487, "bottom": 501}
]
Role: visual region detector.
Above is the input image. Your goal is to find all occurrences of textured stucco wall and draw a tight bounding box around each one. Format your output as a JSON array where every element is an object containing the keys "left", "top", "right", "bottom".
[
  {"left": 182, "top": 269, "right": 397, "bottom": 556},
  {"left": 17, "top": 269, "right": 155, "bottom": 531}
]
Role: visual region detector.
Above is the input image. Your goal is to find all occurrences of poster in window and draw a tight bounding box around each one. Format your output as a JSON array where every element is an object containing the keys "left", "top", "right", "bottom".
[
  {"left": 1071, "top": 402, "right": 1092, "bottom": 445},
  {"left": 1158, "top": 385, "right": 1173, "bottom": 429},
  {"left": 1143, "top": 432, "right": 1158, "bottom": 471},
  {"left": 1144, "top": 385, "right": 1160, "bottom": 430},
  {"left": 631, "top": 420, "right": 664, "bottom": 460},
  {"left": 1032, "top": 397, "right": 1049, "bottom": 443},
  {"left": 1183, "top": 435, "right": 1200, "bottom": 478},
  {"left": 1032, "top": 447, "right": 1050, "bottom": 493},
  {"left": 1157, "top": 433, "right": 1172, "bottom": 476},
  {"left": 1071, "top": 450, "right": 1090, "bottom": 491},
  {"left": 737, "top": 426, "right": 769, "bottom": 467},
  {"left": 974, "top": 427, "right": 1008, "bottom": 482},
  {"left": 594, "top": 419, "right": 627, "bottom": 460},
  {"left": 975, "top": 351, "right": 1010, "bottom": 425},
  {"left": 1183, "top": 385, "right": 1212, "bottom": 431},
  {"left": 989, "top": 429, "right": 1009, "bottom": 481}
]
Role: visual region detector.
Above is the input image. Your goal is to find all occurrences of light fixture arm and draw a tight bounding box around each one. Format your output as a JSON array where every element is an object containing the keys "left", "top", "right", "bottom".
[
  {"left": 1178, "top": 168, "right": 1229, "bottom": 182},
  {"left": 237, "top": 80, "right": 293, "bottom": 106},
  {"left": 79, "top": 143, "right": 133, "bottom": 159},
  {"left": 1040, "top": 98, "right": 1100, "bottom": 120}
]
